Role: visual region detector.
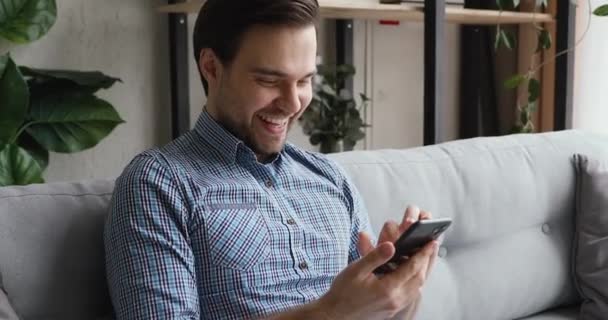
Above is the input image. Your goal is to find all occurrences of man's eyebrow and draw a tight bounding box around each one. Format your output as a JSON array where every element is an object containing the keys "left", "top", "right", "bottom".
[{"left": 250, "top": 67, "right": 317, "bottom": 79}]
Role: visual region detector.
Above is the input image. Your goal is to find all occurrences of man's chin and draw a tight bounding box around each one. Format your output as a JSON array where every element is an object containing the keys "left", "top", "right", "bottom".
[{"left": 251, "top": 141, "right": 286, "bottom": 161}]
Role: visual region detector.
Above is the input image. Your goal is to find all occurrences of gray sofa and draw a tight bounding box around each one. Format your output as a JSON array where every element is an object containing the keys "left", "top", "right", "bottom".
[{"left": 1, "top": 130, "right": 606, "bottom": 319}]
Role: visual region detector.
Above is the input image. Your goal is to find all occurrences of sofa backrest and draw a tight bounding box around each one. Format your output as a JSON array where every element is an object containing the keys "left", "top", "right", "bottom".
[
  {"left": 1, "top": 130, "right": 607, "bottom": 319},
  {"left": 332, "top": 130, "right": 608, "bottom": 319},
  {"left": 0, "top": 180, "right": 115, "bottom": 319}
]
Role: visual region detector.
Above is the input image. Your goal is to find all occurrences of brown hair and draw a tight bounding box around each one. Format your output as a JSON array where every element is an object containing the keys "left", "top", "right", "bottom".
[{"left": 193, "top": 0, "right": 319, "bottom": 95}]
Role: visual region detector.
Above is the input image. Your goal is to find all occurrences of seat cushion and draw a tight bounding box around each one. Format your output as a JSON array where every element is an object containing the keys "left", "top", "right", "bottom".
[
  {"left": 516, "top": 306, "right": 579, "bottom": 320},
  {"left": 573, "top": 154, "right": 608, "bottom": 319},
  {"left": 0, "top": 271, "right": 19, "bottom": 320},
  {"left": 0, "top": 180, "right": 115, "bottom": 320}
]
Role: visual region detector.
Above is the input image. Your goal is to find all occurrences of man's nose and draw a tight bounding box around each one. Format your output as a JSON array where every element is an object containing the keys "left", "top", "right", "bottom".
[{"left": 278, "top": 84, "right": 301, "bottom": 115}]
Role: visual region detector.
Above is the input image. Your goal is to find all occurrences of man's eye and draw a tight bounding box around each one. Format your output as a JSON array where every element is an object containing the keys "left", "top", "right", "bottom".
[
  {"left": 298, "top": 78, "right": 312, "bottom": 86},
  {"left": 257, "top": 79, "right": 278, "bottom": 86}
]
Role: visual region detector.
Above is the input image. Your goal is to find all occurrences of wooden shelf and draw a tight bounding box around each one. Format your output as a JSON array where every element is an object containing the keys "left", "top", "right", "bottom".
[{"left": 157, "top": 0, "right": 555, "bottom": 25}]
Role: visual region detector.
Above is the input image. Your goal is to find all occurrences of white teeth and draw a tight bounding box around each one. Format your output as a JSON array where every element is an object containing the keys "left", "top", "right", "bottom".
[{"left": 259, "top": 114, "right": 288, "bottom": 126}]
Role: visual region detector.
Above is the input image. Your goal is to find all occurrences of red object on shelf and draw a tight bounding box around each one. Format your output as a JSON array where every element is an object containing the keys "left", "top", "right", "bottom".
[{"left": 379, "top": 20, "right": 400, "bottom": 25}]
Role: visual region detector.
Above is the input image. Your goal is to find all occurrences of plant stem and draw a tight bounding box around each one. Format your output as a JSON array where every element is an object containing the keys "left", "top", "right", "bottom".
[
  {"left": 531, "top": 0, "right": 592, "bottom": 75},
  {"left": 516, "top": 0, "right": 592, "bottom": 109}
]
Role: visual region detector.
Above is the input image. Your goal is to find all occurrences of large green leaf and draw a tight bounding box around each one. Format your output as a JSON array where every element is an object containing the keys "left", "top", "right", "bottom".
[
  {"left": 0, "top": 0, "right": 57, "bottom": 43},
  {"left": 594, "top": 5, "right": 608, "bottom": 16},
  {"left": 0, "top": 53, "right": 29, "bottom": 145},
  {"left": 20, "top": 67, "right": 121, "bottom": 93},
  {"left": 0, "top": 143, "right": 44, "bottom": 186},
  {"left": 16, "top": 130, "right": 48, "bottom": 169},
  {"left": 26, "top": 91, "right": 124, "bottom": 153}
]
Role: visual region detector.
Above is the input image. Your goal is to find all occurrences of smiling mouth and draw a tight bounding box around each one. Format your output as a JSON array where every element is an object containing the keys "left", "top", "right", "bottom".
[{"left": 258, "top": 114, "right": 288, "bottom": 134}]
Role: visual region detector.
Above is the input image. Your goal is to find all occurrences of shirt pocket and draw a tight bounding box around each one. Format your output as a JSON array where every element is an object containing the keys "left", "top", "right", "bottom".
[{"left": 204, "top": 204, "right": 270, "bottom": 271}]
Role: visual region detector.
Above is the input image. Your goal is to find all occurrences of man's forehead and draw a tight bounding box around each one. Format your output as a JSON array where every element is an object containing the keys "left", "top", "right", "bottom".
[{"left": 235, "top": 25, "right": 317, "bottom": 74}]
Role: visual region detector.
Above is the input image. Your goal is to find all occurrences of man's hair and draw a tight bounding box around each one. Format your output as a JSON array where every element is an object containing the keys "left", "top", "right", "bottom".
[{"left": 193, "top": 0, "right": 320, "bottom": 95}]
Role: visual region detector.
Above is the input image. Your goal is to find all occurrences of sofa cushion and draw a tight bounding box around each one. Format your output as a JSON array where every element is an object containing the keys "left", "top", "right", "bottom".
[
  {"left": 0, "top": 180, "right": 115, "bottom": 320},
  {"left": 0, "top": 271, "right": 19, "bottom": 320},
  {"left": 332, "top": 130, "right": 608, "bottom": 320},
  {"left": 573, "top": 154, "right": 608, "bottom": 319}
]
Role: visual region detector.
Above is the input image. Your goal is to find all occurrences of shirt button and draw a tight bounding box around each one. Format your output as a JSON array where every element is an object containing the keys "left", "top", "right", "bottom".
[
  {"left": 287, "top": 218, "right": 296, "bottom": 225},
  {"left": 265, "top": 180, "right": 273, "bottom": 188},
  {"left": 299, "top": 261, "right": 308, "bottom": 270}
]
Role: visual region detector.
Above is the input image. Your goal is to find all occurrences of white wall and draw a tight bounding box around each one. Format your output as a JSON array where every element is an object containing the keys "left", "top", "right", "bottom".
[
  {"left": 0, "top": 0, "right": 172, "bottom": 182},
  {"left": 573, "top": 0, "right": 608, "bottom": 133}
]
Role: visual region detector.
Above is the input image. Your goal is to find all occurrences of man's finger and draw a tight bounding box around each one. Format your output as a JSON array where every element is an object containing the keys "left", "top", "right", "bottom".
[
  {"left": 388, "top": 240, "right": 437, "bottom": 283},
  {"left": 419, "top": 210, "right": 432, "bottom": 221},
  {"left": 350, "top": 242, "right": 395, "bottom": 276},
  {"left": 357, "top": 232, "right": 375, "bottom": 257},
  {"left": 425, "top": 242, "right": 439, "bottom": 279},
  {"left": 378, "top": 220, "right": 400, "bottom": 244},
  {"left": 400, "top": 206, "right": 420, "bottom": 233}
]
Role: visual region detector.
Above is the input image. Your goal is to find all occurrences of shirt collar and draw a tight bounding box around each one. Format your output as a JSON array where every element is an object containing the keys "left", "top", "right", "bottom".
[
  {"left": 194, "top": 109, "right": 242, "bottom": 163},
  {"left": 193, "top": 108, "right": 286, "bottom": 165}
]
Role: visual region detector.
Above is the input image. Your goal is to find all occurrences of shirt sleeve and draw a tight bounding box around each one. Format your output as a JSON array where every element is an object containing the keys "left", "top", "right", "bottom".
[
  {"left": 104, "top": 153, "right": 200, "bottom": 319},
  {"left": 341, "top": 169, "right": 376, "bottom": 264}
]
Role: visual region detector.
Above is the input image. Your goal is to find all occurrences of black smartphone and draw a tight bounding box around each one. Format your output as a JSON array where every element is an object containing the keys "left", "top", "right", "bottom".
[{"left": 373, "top": 218, "right": 452, "bottom": 275}]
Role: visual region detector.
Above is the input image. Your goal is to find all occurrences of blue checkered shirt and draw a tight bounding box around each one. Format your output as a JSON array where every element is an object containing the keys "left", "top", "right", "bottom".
[{"left": 104, "top": 110, "right": 374, "bottom": 319}]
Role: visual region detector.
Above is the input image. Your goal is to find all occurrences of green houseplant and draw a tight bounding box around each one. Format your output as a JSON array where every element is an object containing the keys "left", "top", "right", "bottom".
[
  {"left": 494, "top": 0, "right": 608, "bottom": 133},
  {"left": 299, "top": 64, "right": 371, "bottom": 153},
  {"left": 0, "top": 0, "right": 123, "bottom": 186}
]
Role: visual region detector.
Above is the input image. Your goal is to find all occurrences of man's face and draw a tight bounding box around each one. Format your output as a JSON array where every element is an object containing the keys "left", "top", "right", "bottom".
[{"left": 206, "top": 25, "right": 317, "bottom": 161}]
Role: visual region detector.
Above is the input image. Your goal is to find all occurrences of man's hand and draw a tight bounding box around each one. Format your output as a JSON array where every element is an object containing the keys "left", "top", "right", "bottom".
[
  {"left": 373, "top": 206, "right": 438, "bottom": 280},
  {"left": 317, "top": 206, "right": 439, "bottom": 320}
]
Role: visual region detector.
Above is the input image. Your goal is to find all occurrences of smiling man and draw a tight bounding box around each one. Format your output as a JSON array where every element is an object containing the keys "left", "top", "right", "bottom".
[{"left": 104, "top": 1, "right": 438, "bottom": 319}]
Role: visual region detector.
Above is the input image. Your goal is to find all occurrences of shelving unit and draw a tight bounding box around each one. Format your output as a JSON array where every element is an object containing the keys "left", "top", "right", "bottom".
[
  {"left": 160, "top": 0, "right": 572, "bottom": 145},
  {"left": 158, "top": 0, "right": 554, "bottom": 25}
]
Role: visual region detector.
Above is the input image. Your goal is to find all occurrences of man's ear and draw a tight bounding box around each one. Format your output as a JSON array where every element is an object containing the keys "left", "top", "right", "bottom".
[{"left": 199, "top": 48, "right": 222, "bottom": 87}]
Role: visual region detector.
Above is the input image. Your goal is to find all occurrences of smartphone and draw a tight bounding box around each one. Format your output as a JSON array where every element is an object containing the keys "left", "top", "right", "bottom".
[{"left": 373, "top": 218, "right": 452, "bottom": 275}]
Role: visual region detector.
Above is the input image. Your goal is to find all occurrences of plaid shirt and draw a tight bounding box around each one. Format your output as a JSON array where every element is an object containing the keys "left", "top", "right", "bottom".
[{"left": 104, "top": 110, "right": 373, "bottom": 319}]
